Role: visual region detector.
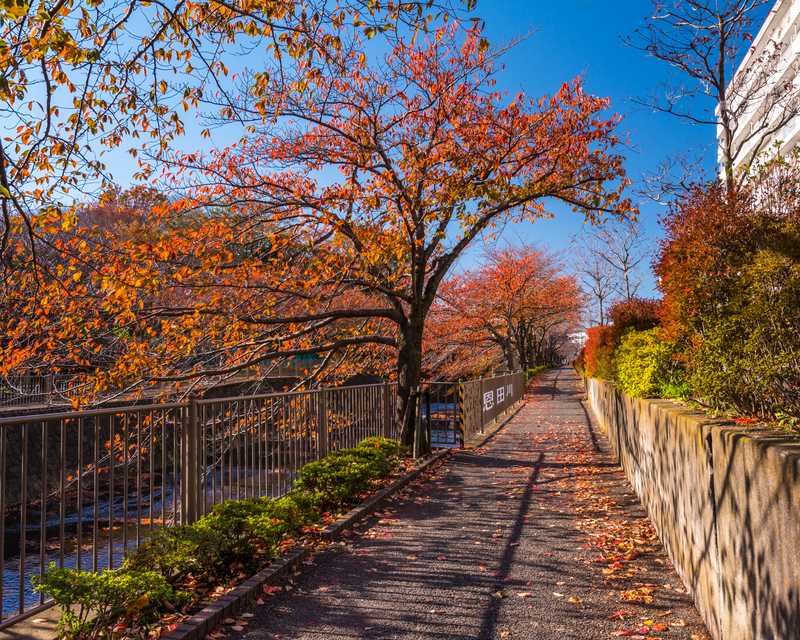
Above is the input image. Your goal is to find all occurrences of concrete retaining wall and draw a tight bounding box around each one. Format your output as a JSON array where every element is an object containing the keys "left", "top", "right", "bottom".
[{"left": 586, "top": 378, "right": 800, "bottom": 640}]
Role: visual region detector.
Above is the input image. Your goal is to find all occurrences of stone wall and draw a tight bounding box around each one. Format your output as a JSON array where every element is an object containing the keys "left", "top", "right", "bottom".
[{"left": 586, "top": 378, "right": 800, "bottom": 640}]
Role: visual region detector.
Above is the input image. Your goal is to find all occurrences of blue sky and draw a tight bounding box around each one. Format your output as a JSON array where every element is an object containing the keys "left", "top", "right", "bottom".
[
  {"left": 460, "top": 1, "right": 729, "bottom": 295},
  {"left": 104, "top": 1, "right": 771, "bottom": 297}
]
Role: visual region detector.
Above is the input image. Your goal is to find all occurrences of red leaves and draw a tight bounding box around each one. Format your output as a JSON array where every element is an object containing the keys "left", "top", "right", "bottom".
[
  {"left": 583, "top": 325, "right": 616, "bottom": 379},
  {"left": 426, "top": 246, "right": 584, "bottom": 378}
]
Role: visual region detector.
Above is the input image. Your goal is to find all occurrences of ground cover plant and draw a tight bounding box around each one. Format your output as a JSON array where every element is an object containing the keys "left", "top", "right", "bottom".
[{"left": 35, "top": 437, "right": 406, "bottom": 639}]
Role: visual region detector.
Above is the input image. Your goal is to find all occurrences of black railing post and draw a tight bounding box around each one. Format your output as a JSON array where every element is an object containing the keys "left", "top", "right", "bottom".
[
  {"left": 382, "top": 383, "right": 392, "bottom": 439},
  {"left": 412, "top": 387, "right": 422, "bottom": 459},
  {"left": 181, "top": 394, "right": 200, "bottom": 525},
  {"left": 479, "top": 377, "right": 486, "bottom": 434},
  {"left": 316, "top": 388, "right": 329, "bottom": 459},
  {"left": 424, "top": 389, "right": 432, "bottom": 455}
]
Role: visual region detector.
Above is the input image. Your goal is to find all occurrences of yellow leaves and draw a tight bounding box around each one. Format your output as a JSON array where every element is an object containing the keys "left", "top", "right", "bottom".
[
  {"left": 1, "top": 0, "right": 28, "bottom": 20},
  {"left": 620, "top": 585, "right": 656, "bottom": 604},
  {"left": 61, "top": 210, "right": 77, "bottom": 231},
  {"left": 126, "top": 593, "right": 150, "bottom": 615}
]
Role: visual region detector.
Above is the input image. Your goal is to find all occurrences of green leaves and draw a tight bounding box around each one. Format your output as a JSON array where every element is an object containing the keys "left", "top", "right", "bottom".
[
  {"left": 33, "top": 565, "right": 179, "bottom": 639},
  {"left": 37, "top": 437, "right": 405, "bottom": 638},
  {"left": 614, "top": 328, "right": 684, "bottom": 399}
]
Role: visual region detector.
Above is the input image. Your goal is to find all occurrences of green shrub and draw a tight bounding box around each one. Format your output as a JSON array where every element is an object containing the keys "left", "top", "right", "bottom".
[
  {"left": 125, "top": 505, "right": 279, "bottom": 587},
  {"left": 33, "top": 565, "right": 182, "bottom": 639},
  {"left": 655, "top": 159, "right": 800, "bottom": 421},
  {"left": 124, "top": 525, "right": 213, "bottom": 586},
  {"left": 39, "top": 437, "right": 404, "bottom": 638},
  {"left": 526, "top": 364, "right": 551, "bottom": 379},
  {"left": 246, "top": 493, "right": 318, "bottom": 545},
  {"left": 192, "top": 498, "right": 272, "bottom": 581},
  {"left": 689, "top": 250, "right": 800, "bottom": 417},
  {"left": 293, "top": 450, "right": 385, "bottom": 510},
  {"left": 356, "top": 436, "right": 406, "bottom": 458},
  {"left": 614, "top": 328, "right": 686, "bottom": 399}
]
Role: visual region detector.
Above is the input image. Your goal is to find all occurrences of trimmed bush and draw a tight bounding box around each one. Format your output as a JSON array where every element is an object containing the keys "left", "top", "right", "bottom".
[
  {"left": 583, "top": 325, "right": 616, "bottom": 380},
  {"left": 356, "top": 436, "right": 406, "bottom": 458},
  {"left": 655, "top": 158, "right": 800, "bottom": 422},
  {"left": 245, "top": 493, "right": 319, "bottom": 548},
  {"left": 526, "top": 364, "right": 551, "bottom": 379},
  {"left": 293, "top": 450, "right": 387, "bottom": 510},
  {"left": 608, "top": 298, "right": 661, "bottom": 340},
  {"left": 614, "top": 328, "right": 687, "bottom": 399},
  {"left": 688, "top": 250, "right": 800, "bottom": 417},
  {"left": 33, "top": 566, "right": 182, "bottom": 639}
]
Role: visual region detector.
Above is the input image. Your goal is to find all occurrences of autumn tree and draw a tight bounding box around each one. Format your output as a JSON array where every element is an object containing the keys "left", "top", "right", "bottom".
[
  {"left": 0, "top": 0, "right": 470, "bottom": 265},
  {"left": 425, "top": 246, "right": 584, "bottom": 378},
  {"left": 627, "top": 0, "right": 800, "bottom": 193},
  {"left": 1, "top": 25, "right": 632, "bottom": 443}
]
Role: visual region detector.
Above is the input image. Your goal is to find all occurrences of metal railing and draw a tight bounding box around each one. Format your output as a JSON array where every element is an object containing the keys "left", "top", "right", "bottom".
[
  {"left": 0, "top": 370, "right": 524, "bottom": 628},
  {"left": 414, "top": 371, "right": 526, "bottom": 453},
  {"left": 460, "top": 371, "right": 526, "bottom": 442},
  {"left": 0, "top": 381, "right": 397, "bottom": 627},
  {"left": 0, "top": 376, "right": 64, "bottom": 409}
]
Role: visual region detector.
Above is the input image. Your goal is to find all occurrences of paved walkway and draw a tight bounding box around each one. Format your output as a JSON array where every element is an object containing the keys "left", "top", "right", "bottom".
[{"left": 227, "top": 369, "right": 709, "bottom": 640}]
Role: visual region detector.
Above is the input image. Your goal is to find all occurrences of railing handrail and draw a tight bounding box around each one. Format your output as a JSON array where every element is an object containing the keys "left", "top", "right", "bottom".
[
  {"left": 0, "top": 372, "right": 522, "bottom": 427},
  {"left": 0, "top": 401, "right": 187, "bottom": 427},
  {"left": 196, "top": 381, "right": 395, "bottom": 405}
]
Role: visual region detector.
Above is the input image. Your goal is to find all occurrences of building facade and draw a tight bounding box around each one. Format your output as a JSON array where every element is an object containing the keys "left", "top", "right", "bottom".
[{"left": 720, "top": 0, "right": 800, "bottom": 171}]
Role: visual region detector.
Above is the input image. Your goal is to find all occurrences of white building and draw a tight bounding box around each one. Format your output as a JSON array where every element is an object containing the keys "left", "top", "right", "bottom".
[
  {"left": 720, "top": 0, "right": 800, "bottom": 171},
  {"left": 568, "top": 331, "right": 587, "bottom": 349}
]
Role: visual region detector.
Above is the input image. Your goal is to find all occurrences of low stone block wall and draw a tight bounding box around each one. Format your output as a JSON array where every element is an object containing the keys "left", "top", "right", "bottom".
[{"left": 586, "top": 378, "right": 800, "bottom": 640}]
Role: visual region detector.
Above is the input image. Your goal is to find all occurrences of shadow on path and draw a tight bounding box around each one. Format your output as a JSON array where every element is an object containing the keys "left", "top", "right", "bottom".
[{"left": 227, "top": 369, "right": 709, "bottom": 640}]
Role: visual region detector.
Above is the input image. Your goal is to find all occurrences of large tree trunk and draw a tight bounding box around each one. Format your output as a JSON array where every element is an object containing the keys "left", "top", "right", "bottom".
[
  {"left": 501, "top": 339, "right": 518, "bottom": 372},
  {"left": 396, "top": 321, "right": 423, "bottom": 447}
]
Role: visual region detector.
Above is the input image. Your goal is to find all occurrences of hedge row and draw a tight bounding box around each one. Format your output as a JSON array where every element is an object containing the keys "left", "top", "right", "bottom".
[
  {"left": 577, "top": 156, "right": 800, "bottom": 428},
  {"left": 576, "top": 300, "right": 688, "bottom": 401},
  {"left": 35, "top": 437, "right": 406, "bottom": 639}
]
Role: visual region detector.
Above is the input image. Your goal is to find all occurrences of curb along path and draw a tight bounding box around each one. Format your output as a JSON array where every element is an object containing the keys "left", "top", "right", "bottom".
[{"left": 226, "top": 369, "right": 709, "bottom": 640}]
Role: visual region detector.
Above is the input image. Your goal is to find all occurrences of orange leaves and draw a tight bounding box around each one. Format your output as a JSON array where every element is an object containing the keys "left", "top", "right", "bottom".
[
  {"left": 2, "top": 14, "right": 631, "bottom": 415},
  {"left": 426, "top": 246, "right": 583, "bottom": 378},
  {"left": 620, "top": 585, "right": 657, "bottom": 605}
]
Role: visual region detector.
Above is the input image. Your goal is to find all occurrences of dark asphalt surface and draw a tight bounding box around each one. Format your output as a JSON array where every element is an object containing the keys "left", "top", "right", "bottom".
[{"left": 225, "top": 369, "right": 709, "bottom": 640}]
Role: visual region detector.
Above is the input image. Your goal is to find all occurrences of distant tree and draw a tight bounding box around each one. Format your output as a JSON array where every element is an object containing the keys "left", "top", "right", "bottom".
[
  {"left": 589, "top": 220, "right": 648, "bottom": 301},
  {"left": 627, "top": 0, "right": 800, "bottom": 193},
  {"left": 575, "top": 237, "right": 618, "bottom": 325},
  {"left": 426, "top": 246, "right": 584, "bottom": 377}
]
